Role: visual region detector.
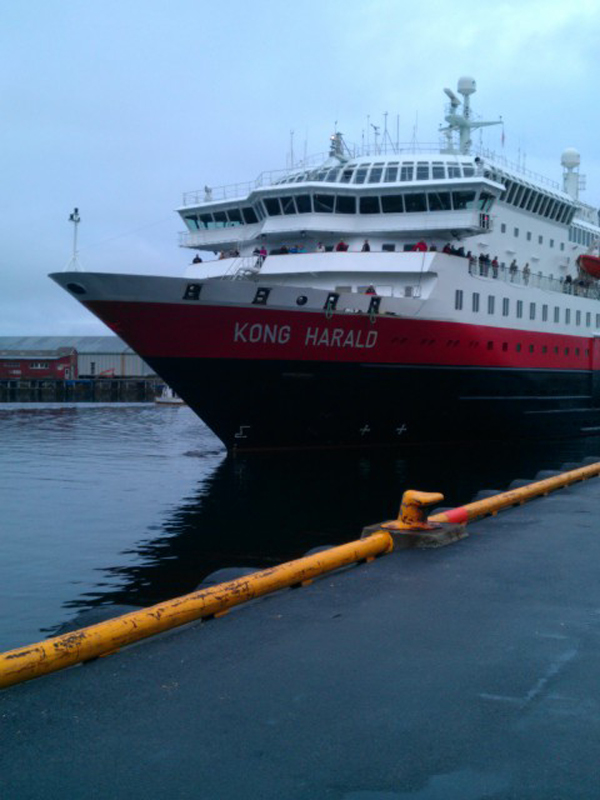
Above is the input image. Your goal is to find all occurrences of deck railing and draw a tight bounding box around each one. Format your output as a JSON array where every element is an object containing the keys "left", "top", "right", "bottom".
[{"left": 467, "top": 259, "right": 600, "bottom": 300}]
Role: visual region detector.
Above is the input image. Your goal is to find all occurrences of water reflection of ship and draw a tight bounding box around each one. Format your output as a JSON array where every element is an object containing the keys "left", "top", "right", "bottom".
[{"left": 57, "top": 437, "right": 600, "bottom": 622}]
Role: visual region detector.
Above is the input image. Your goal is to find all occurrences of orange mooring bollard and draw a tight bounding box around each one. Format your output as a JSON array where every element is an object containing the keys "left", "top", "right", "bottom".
[{"left": 381, "top": 490, "right": 445, "bottom": 531}]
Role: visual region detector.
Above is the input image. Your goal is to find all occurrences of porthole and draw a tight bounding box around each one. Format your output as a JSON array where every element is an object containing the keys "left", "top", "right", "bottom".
[{"left": 296, "top": 295, "right": 308, "bottom": 306}]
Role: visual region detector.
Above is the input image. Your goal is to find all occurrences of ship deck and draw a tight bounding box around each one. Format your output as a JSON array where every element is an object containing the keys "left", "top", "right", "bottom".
[{"left": 4, "top": 463, "right": 600, "bottom": 799}]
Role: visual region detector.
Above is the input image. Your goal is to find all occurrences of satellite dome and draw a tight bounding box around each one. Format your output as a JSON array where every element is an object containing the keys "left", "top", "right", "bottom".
[
  {"left": 561, "top": 148, "right": 580, "bottom": 169},
  {"left": 457, "top": 76, "right": 477, "bottom": 96}
]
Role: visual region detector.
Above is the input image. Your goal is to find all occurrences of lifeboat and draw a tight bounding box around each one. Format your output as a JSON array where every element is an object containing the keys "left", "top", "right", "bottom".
[{"left": 578, "top": 254, "right": 600, "bottom": 278}]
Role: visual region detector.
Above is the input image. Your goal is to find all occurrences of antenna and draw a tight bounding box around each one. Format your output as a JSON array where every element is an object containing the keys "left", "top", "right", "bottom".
[
  {"left": 65, "top": 207, "right": 82, "bottom": 272},
  {"left": 371, "top": 123, "right": 380, "bottom": 153}
]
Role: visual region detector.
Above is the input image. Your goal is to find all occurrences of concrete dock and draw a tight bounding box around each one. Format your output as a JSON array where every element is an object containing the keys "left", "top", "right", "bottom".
[{"left": 3, "top": 467, "right": 600, "bottom": 799}]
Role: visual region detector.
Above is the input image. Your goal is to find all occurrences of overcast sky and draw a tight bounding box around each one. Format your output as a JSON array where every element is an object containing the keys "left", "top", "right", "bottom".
[{"left": 2, "top": 0, "right": 600, "bottom": 335}]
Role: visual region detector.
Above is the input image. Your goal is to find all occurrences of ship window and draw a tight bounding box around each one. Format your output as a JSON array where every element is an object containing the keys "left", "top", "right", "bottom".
[
  {"left": 516, "top": 300, "right": 523, "bottom": 318},
  {"left": 314, "top": 169, "right": 328, "bottom": 181},
  {"left": 560, "top": 242, "right": 565, "bottom": 251},
  {"left": 340, "top": 167, "right": 355, "bottom": 183},
  {"left": 325, "top": 168, "right": 341, "bottom": 182},
  {"left": 280, "top": 197, "right": 296, "bottom": 215},
  {"left": 400, "top": 163, "right": 414, "bottom": 181},
  {"left": 226, "top": 209, "right": 243, "bottom": 224},
  {"left": 516, "top": 343, "right": 522, "bottom": 352},
  {"left": 384, "top": 164, "right": 399, "bottom": 182},
  {"left": 295, "top": 195, "right": 312, "bottom": 213},
  {"left": 531, "top": 193, "right": 544, "bottom": 214},
  {"left": 455, "top": 289, "right": 463, "bottom": 310},
  {"left": 452, "top": 191, "right": 476, "bottom": 210},
  {"left": 550, "top": 239, "right": 554, "bottom": 248},
  {"left": 488, "top": 295, "right": 495, "bottom": 314},
  {"left": 565, "top": 347, "right": 570, "bottom": 356},
  {"left": 502, "top": 297, "right": 509, "bottom": 316},
  {"left": 542, "top": 304, "right": 548, "bottom": 321},
  {"left": 381, "top": 195, "right": 404, "bottom": 213},
  {"left": 597, "top": 314, "right": 600, "bottom": 327},
  {"left": 354, "top": 165, "right": 370, "bottom": 183},
  {"left": 478, "top": 193, "right": 494, "bottom": 211},
  {"left": 428, "top": 192, "right": 451, "bottom": 211},
  {"left": 538, "top": 195, "right": 550, "bottom": 216},
  {"left": 447, "top": 164, "right": 461, "bottom": 178},
  {"left": 432, "top": 162, "right": 445, "bottom": 179},
  {"left": 576, "top": 310, "right": 581, "bottom": 326},
  {"left": 530, "top": 302, "right": 536, "bottom": 320},
  {"left": 404, "top": 193, "right": 427, "bottom": 213},
  {"left": 565, "top": 308, "right": 571, "bottom": 324},
  {"left": 416, "top": 162, "right": 429, "bottom": 180},
  {"left": 368, "top": 163, "right": 384, "bottom": 182},
  {"left": 264, "top": 198, "right": 282, "bottom": 216},
  {"left": 514, "top": 227, "right": 519, "bottom": 237},
  {"left": 242, "top": 206, "right": 259, "bottom": 224},
  {"left": 359, "top": 196, "right": 381, "bottom": 214},
  {"left": 487, "top": 341, "right": 494, "bottom": 350},
  {"left": 513, "top": 185, "right": 525, "bottom": 206},
  {"left": 382, "top": 243, "right": 396, "bottom": 252},
  {"left": 213, "top": 210, "right": 228, "bottom": 226},
  {"left": 506, "top": 183, "right": 519, "bottom": 204},
  {"left": 519, "top": 188, "right": 532, "bottom": 209},
  {"left": 526, "top": 231, "right": 532, "bottom": 241},
  {"left": 586, "top": 312, "right": 591, "bottom": 327},
  {"left": 199, "top": 213, "right": 213, "bottom": 228},
  {"left": 526, "top": 191, "right": 537, "bottom": 211},
  {"left": 501, "top": 223, "right": 506, "bottom": 233},
  {"left": 529, "top": 344, "right": 534, "bottom": 353},
  {"left": 184, "top": 215, "right": 200, "bottom": 230},
  {"left": 472, "top": 293, "right": 480, "bottom": 312},
  {"left": 542, "top": 345, "right": 548, "bottom": 353},
  {"left": 335, "top": 195, "right": 356, "bottom": 214},
  {"left": 314, "top": 194, "right": 335, "bottom": 213},
  {"left": 555, "top": 307, "right": 560, "bottom": 323},
  {"left": 538, "top": 235, "right": 543, "bottom": 244}
]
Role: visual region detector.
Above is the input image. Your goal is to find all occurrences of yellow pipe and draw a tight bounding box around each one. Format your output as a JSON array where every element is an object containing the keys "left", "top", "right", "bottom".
[
  {"left": 0, "top": 532, "right": 393, "bottom": 690},
  {"left": 429, "top": 461, "right": 600, "bottom": 525}
]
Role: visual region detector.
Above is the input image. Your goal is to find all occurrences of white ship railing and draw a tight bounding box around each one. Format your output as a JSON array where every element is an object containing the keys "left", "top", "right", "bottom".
[{"left": 467, "top": 259, "right": 600, "bottom": 299}]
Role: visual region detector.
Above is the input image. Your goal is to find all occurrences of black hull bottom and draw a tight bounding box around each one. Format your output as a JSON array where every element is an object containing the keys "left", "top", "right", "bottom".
[{"left": 146, "top": 357, "right": 600, "bottom": 452}]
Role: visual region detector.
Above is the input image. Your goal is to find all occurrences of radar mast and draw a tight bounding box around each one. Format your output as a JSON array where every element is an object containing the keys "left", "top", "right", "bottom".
[{"left": 440, "top": 77, "right": 502, "bottom": 154}]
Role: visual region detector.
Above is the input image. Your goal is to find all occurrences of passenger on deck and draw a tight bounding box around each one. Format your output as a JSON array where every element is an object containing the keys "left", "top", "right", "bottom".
[
  {"left": 443, "top": 243, "right": 452, "bottom": 254},
  {"left": 492, "top": 256, "right": 499, "bottom": 278},
  {"left": 413, "top": 240, "right": 427, "bottom": 252},
  {"left": 361, "top": 239, "right": 371, "bottom": 252},
  {"left": 192, "top": 255, "right": 202, "bottom": 264},
  {"left": 317, "top": 242, "right": 325, "bottom": 252},
  {"left": 336, "top": 240, "right": 349, "bottom": 252},
  {"left": 523, "top": 263, "right": 530, "bottom": 285},
  {"left": 509, "top": 259, "right": 517, "bottom": 280},
  {"left": 365, "top": 285, "right": 376, "bottom": 295}
]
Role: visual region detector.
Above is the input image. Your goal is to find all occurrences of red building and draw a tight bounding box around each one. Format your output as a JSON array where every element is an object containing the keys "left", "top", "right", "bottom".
[{"left": 0, "top": 347, "right": 78, "bottom": 380}]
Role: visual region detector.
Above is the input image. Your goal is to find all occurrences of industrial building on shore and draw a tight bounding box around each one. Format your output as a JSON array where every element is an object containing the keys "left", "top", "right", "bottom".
[{"left": 0, "top": 336, "right": 161, "bottom": 402}]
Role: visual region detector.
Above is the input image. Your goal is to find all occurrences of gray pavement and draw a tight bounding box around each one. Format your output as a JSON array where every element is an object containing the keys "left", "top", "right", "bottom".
[{"left": 3, "top": 474, "right": 600, "bottom": 799}]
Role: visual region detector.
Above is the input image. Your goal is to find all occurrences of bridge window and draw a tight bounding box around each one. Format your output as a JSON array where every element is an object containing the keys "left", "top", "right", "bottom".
[
  {"left": 368, "top": 163, "right": 385, "bottom": 182},
  {"left": 432, "top": 162, "right": 445, "bottom": 179},
  {"left": 463, "top": 164, "right": 475, "bottom": 177},
  {"left": 280, "top": 197, "right": 296, "bottom": 215},
  {"left": 428, "top": 192, "right": 452, "bottom": 211},
  {"left": 400, "top": 163, "right": 414, "bottom": 181},
  {"left": 295, "top": 195, "right": 312, "bottom": 213},
  {"left": 384, "top": 163, "right": 399, "bottom": 182},
  {"left": 225, "top": 209, "right": 243, "bottom": 225},
  {"left": 447, "top": 164, "right": 461, "bottom": 178},
  {"left": 359, "top": 196, "right": 380, "bottom": 214},
  {"left": 325, "top": 168, "right": 341, "bottom": 182},
  {"left": 478, "top": 193, "right": 494, "bottom": 211},
  {"left": 416, "top": 162, "right": 429, "bottom": 180},
  {"left": 242, "top": 207, "right": 259, "bottom": 224},
  {"left": 340, "top": 167, "right": 355, "bottom": 183},
  {"left": 404, "top": 193, "right": 427, "bottom": 213},
  {"left": 264, "top": 198, "right": 282, "bottom": 216},
  {"left": 381, "top": 195, "right": 404, "bottom": 213},
  {"left": 354, "top": 165, "right": 370, "bottom": 183},
  {"left": 314, "top": 194, "right": 335, "bottom": 213},
  {"left": 452, "top": 191, "right": 476, "bottom": 210},
  {"left": 335, "top": 196, "right": 356, "bottom": 214},
  {"left": 184, "top": 215, "right": 200, "bottom": 230}
]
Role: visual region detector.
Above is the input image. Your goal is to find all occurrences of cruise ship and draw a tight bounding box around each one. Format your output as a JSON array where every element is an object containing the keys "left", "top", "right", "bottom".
[{"left": 51, "top": 77, "right": 600, "bottom": 451}]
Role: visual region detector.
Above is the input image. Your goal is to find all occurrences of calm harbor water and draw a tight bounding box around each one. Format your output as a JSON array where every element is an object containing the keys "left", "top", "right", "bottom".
[{"left": 3, "top": 402, "right": 600, "bottom": 652}]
